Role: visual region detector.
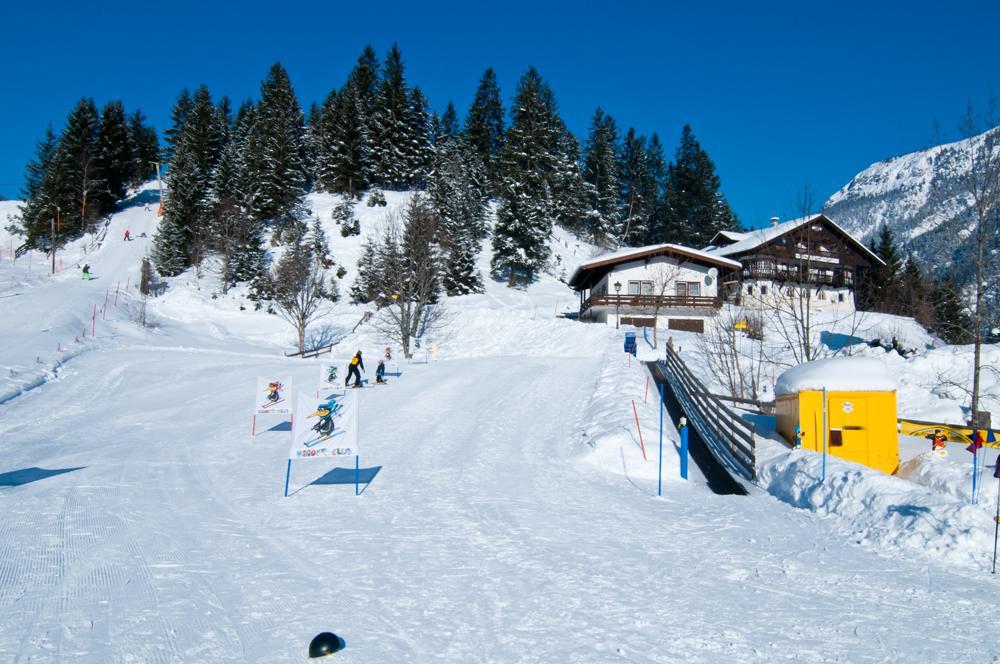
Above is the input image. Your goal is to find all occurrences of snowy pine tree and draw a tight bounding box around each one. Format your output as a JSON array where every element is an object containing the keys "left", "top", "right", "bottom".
[
  {"left": 491, "top": 67, "right": 569, "bottom": 284},
  {"left": 491, "top": 175, "right": 550, "bottom": 286},
  {"left": 370, "top": 44, "right": 418, "bottom": 189},
  {"left": 163, "top": 89, "right": 193, "bottom": 162},
  {"left": 126, "top": 110, "right": 160, "bottom": 187},
  {"left": 641, "top": 133, "right": 666, "bottom": 243},
  {"left": 94, "top": 100, "right": 133, "bottom": 212},
  {"left": 429, "top": 137, "right": 487, "bottom": 294},
  {"left": 350, "top": 238, "right": 381, "bottom": 303},
  {"left": 660, "top": 125, "right": 739, "bottom": 246},
  {"left": 617, "top": 127, "right": 653, "bottom": 246},
  {"left": 582, "top": 107, "right": 621, "bottom": 244},
  {"left": 407, "top": 86, "right": 435, "bottom": 188},
  {"left": 465, "top": 67, "right": 505, "bottom": 188},
  {"left": 246, "top": 63, "right": 307, "bottom": 230}
]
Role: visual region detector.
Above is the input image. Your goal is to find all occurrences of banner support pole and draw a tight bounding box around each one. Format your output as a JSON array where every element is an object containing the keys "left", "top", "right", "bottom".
[
  {"left": 283, "top": 459, "right": 291, "bottom": 497},
  {"left": 355, "top": 456, "right": 360, "bottom": 496}
]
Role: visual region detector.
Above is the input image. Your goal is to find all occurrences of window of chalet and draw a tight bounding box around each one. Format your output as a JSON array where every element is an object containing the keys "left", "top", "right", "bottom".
[
  {"left": 761, "top": 285, "right": 768, "bottom": 295},
  {"left": 838, "top": 293, "right": 845, "bottom": 302},
  {"left": 676, "top": 282, "right": 702, "bottom": 297},
  {"left": 817, "top": 289, "right": 826, "bottom": 300},
  {"left": 747, "top": 285, "right": 755, "bottom": 295},
  {"left": 628, "top": 280, "right": 653, "bottom": 295}
]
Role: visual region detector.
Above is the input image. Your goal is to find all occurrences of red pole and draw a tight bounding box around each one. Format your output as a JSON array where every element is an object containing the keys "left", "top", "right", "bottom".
[
  {"left": 631, "top": 399, "right": 647, "bottom": 461},
  {"left": 114, "top": 282, "right": 120, "bottom": 307},
  {"left": 91, "top": 304, "right": 96, "bottom": 338},
  {"left": 102, "top": 289, "right": 109, "bottom": 319},
  {"left": 252, "top": 415, "right": 256, "bottom": 437},
  {"left": 125, "top": 276, "right": 131, "bottom": 293},
  {"left": 644, "top": 375, "right": 649, "bottom": 403}
]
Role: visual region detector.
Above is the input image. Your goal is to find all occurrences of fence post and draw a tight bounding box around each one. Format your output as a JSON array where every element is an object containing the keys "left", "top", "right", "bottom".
[{"left": 680, "top": 417, "right": 689, "bottom": 480}]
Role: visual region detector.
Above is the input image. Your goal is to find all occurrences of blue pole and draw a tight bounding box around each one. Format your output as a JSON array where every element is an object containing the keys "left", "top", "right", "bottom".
[
  {"left": 972, "top": 444, "right": 978, "bottom": 505},
  {"left": 822, "top": 387, "right": 828, "bottom": 483},
  {"left": 355, "top": 455, "right": 360, "bottom": 496},
  {"left": 283, "top": 459, "right": 291, "bottom": 498},
  {"left": 680, "top": 421, "right": 689, "bottom": 480},
  {"left": 658, "top": 383, "right": 664, "bottom": 497}
]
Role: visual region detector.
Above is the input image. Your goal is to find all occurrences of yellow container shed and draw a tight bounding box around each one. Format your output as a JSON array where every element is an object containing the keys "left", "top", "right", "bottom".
[{"left": 774, "top": 357, "right": 899, "bottom": 475}]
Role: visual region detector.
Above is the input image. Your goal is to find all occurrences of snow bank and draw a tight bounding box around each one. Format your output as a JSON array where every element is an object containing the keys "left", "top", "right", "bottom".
[
  {"left": 756, "top": 438, "right": 999, "bottom": 570},
  {"left": 774, "top": 356, "right": 897, "bottom": 396}
]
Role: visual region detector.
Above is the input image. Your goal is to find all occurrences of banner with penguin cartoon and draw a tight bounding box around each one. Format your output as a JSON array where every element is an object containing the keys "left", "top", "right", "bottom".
[
  {"left": 254, "top": 377, "right": 293, "bottom": 415},
  {"left": 317, "top": 361, "right": 345, "bottom": 395},
  {"left": 289, "top": 390, "right": 360, "bottom": 460}
]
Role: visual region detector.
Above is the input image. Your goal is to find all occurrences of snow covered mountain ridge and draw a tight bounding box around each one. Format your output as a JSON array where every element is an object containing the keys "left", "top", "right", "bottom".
[{"left": 822, "top": 126, "right": 999, "bottom": 302}]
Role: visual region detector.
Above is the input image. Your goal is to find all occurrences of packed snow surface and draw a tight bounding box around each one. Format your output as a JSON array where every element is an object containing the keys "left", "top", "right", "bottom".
[
  {"left": 774, "top": 356, "right": 898, "bottom": 396},
  {"left": 1, "top": 187, "right": 999, "bottom": 661}
]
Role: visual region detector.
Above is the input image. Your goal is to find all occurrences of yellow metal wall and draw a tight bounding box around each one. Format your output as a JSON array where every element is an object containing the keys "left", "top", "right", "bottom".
[{"left": 775, "top": 390, "right": 899, "bottom": 474}]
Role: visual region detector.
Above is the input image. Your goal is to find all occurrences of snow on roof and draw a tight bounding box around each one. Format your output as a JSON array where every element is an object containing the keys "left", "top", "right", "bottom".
[
  {"left": 705, "top": 214, "right": 883, "bottom": 265},
  {"left": 579, "top": 243, "right": 741, "bottom": 270},
  {"left": 774, "top": 357, "right": 897, "bottom": 396}
]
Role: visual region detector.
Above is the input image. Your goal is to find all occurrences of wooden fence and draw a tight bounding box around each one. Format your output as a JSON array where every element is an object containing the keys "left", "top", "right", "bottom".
[{"left": 654, "top": 341, "right": 758, "bottom": 482}]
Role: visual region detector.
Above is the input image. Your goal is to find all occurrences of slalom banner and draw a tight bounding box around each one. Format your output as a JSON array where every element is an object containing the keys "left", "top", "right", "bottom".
[
  {"left": 290, "top": 390, "right": 359, "bottom": 460},
  {"left": 254, "top": 377, "right": 293, "bottom": 415},
  {"left": 318, "top": 361, "right": 343, "bottom": 395}
]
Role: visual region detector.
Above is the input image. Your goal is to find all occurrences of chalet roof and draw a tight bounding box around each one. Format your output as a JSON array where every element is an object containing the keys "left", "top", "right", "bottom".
[
  {"left": 708, "top": 230, "right": 749, "bottom": 246},
  {"left": 568, "top": 243, "right": 740, "bottom": 291},
  {"left": 704, "top": 214, "right": 884, "bottom": 265}
]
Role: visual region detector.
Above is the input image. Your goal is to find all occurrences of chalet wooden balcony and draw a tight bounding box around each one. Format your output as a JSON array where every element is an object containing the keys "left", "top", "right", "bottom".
[
  {"left": 582, "top": 293, "right": 722, "bottom": 313},
  {"left": 741, "top": 266, "right": 854, "bottom": 287}
]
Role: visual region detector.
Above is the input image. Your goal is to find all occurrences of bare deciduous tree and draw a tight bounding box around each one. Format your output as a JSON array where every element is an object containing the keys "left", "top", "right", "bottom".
[
  {"left": 955, "top": 99, "right": 1000, "bottom": 428},
  {"left": 367, "top": 196, "right": 451, "bottom": 359},
  {"left": 700, "top": 307, "right": 768, "bottom": 401},
  {"left": 268, "top": 227, "right": 338, "bottom": 354},
  {"left": 649, "top": 262, "right": 681, "bottom": 349}
]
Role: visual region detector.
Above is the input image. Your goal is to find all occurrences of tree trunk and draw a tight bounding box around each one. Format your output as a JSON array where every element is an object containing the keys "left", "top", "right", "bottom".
[{"left": 971, "top": 211, "right": 985, "bottom": 426}]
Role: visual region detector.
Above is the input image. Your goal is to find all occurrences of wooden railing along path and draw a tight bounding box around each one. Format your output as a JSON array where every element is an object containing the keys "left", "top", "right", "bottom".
[{"left": 652, "top": 340, "right": 758, "bottom": 483}]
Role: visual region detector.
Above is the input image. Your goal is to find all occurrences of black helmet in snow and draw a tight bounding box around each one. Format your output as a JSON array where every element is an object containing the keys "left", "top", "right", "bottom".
[{"left": 309, "top": 632, "right": 343, "bottom": 657}]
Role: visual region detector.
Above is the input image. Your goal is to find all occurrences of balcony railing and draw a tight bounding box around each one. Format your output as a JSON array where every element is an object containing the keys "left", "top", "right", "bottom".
[
  {"left": 741, "top": 266, "right": 853, "bottom": 287},
  {"left": 583, "top": 293, "right": 722, "bottom": 313}
]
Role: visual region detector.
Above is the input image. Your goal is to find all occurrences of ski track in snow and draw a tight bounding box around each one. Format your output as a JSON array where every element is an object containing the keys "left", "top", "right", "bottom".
[{"left": 1, "top": 349, "right": 998, "bottom": 661}]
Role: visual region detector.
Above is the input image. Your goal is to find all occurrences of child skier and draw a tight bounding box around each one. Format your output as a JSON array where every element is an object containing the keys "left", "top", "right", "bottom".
[
  {"left": 123, "top": 229, "right": 131, "bottom": 241},
  {"left": 81, "top": 263, "right": 91, "bottom": 280},
  {"left": 345, "top": 350, "right": 365, "bottom": 388},
  {"left": 385, "top": 346, "right": 392, "bottom": 361},
  {"left": 375, "top": 360, "right": 386, "bottom": 384}
]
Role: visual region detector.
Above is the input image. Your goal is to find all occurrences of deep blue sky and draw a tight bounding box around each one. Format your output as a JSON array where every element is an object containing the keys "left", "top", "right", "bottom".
[{"left": 2, "top": 1, "right": 998, "bottom": 229}]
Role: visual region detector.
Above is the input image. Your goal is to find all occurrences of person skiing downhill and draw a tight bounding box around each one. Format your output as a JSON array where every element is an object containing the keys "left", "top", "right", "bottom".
[
  {"left": 81, "top": 263, "right": 91, "bottom": 280},
  {"left": 345, "top": 350, "right": 365, "bottom": 388},
  {"left": 123, "top": 229, "right": 131, "bottom": 241},
  {"left": 375, "top": 360, "right": 386, "bottom": 384}
]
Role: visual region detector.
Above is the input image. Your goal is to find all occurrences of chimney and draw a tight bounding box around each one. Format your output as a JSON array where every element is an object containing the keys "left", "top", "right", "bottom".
[{"left": 770, "top": 216, "right": 780, "bottom": 227}]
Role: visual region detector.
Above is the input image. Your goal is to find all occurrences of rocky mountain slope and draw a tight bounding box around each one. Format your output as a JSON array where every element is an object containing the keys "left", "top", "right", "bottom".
[{"left": 823, "top": 127, "right": 999, "bottom": 311}]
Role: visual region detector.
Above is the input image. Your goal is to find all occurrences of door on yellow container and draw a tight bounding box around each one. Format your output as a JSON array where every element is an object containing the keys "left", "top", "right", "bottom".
[{"left": 827, "top": 396, "right": 868, "bottom": 467}]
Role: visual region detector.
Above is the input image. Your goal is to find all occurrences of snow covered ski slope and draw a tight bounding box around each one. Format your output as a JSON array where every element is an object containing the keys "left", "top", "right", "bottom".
[
  {"left": 1, "top": 188, "right": 999, "bottom": 661},
  {"left": 2, "top": 347, "right": 1000, "bottom": 661}
]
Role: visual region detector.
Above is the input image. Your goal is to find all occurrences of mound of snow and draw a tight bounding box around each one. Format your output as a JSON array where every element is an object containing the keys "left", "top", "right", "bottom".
[
  {"left": 774, "top": 356, "right": 897, "bottom": 396},
  {"left": 756, "top": 438, "right": 999, "bottom": 570}
]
